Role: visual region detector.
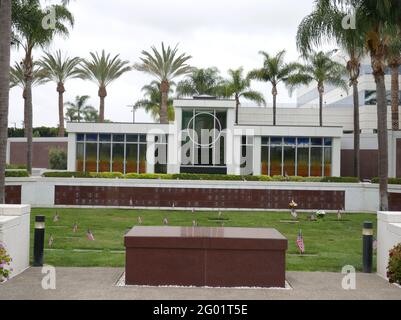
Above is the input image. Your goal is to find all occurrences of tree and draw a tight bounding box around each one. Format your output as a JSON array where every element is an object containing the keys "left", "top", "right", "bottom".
[
  {"left": 77, "top": 50, "right": 131, "bottom": 122},
  {"left": 134, "top": 81, "right": 175, "bottom": 122},
  {"left": 0, "top": 0, "right": 12, "bottom": 204},
  {"left": 11, "top": 0, "right": 74, "bottom": 174},
  {"left": 336, "top": 0, "right": 401, "bottom": 211},
  {"left": 134, "top": 43, "right": 192, "bottom": 124},
  {"left": 286, "top": 50, "right": 348, "bottom": 127},
  {"left": 296, "top": 0, "right": 365, "bottom": 179},
  {"left": 176, "top": 67, "right": 223, "bottom": 98},
  {"left": 65, "top": 95, "right": 99, "bottom": 122},
  {"left": 38, "top": 50, "right": 81, "bottom": 136},
  {"left": 219, "top": 67, "right": 266, "bottom": 124},
  {"left": 10, "top": 61, "right": 48, "bottom": 136},
  {"left": 388, "top": 34, "right": 401, "bottom": 131},
  {"left": 248, "top": 50, "right": 299, "bottom": 126}
]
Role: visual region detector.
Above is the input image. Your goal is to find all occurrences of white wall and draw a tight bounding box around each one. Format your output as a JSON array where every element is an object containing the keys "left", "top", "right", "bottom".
[
  {"left": 6, "top": 177, "right": 401, "bottom": 212},
  {"left": 0, "top": 205, "right": 30, "bottom": 280},
  {"left": 377, "top": 211, "right": 401, "bottom": 279}
]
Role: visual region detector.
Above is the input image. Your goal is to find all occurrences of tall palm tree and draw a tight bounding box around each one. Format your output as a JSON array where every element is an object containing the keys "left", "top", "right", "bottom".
[
  {"left": 11, "top": 0, "right": 74, "bottom": 174},
  {"left": 220, "top": 68, "right": 266, "bottom": 124},
  {"left": 388, "top": 35, "right": 401, "bottom": 131},
  {"left": 77, "top": 50, "right": 131, "bottom": 122},
  {"left": 65, "top": 95, "right": 99, "bottom": 122},
  {"left": 38, "top": 50, "right": 81, "bottom": 136},
  {"left": 134, "top": 43, "right": 192, "bottom": 124},
  {"left": 248, "top": 50, "right": 299, "bottom": 126},
  {"left": 336, "top": 0, "right": 401, "bottom": 211},
  {"left": 134, "top": 81, "right": 175, "bottom": 122},
  {"left": 296, "top": 0, "right": 365, "bottom": 179},
  {"left": 176, "top": 67, "right": 223, "bottom": 98},
  {"left": 0, "top": 0, "right": 12, "bottom": 203},
  {"left": 287, "top": 50, "right": 348, "bottom": 127},
  {"left": 10, "top": 61, "right": 48, "bottom": 136}
]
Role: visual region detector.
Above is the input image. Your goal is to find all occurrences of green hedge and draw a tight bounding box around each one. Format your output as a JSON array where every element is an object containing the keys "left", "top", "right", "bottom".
[
  {"left": 5, "top": 170, "right": 29, "bottom": 177},
  {"left": 41, "top": 172, "right": 362, "bottom": 183},
  {"left": 6, "top": 164, "right": 27, "bottom": 170},
  {"left": 372, "top": 178, "right": 401, "bottom": 185}
]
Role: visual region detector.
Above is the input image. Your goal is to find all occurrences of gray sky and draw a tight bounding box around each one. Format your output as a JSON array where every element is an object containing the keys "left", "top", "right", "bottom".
[{"left": 9, "top": 0, "right": 317, "bottom": 128}]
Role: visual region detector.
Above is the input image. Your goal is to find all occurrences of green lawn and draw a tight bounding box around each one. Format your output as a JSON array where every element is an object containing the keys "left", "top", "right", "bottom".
[{"left": 29, "top": 208, "right": 377, "bottom": 272}]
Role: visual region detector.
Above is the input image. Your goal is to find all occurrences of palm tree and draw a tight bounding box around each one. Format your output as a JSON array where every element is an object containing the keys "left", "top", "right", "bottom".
[
  {"left": 77, "top": 50, "right": 131, "bottom": 122},
  {"left": 65, "top": 95, "right": 99, "bottom": 122},
  {"left": 248, "top": 50, "right": 299, "bottom": 126},
  {"left": 296, "top": 0, "right": 365, "bottom": 179},
  {"left": 388, "top": 35, "right": 401, "bottom": 131},
  {"left": 0, "top": 0, "right": 11, "bottom": 203},
  {"left": 10, "top": 61, "right": 48, "bottom": 136},
  {"left": 287, "top": 50, "right": 348, "bottom": 127},
  {"left": 220, "top": 68, "right": 266, "bottom": 124},
  {"left": 11, "top": 0, "right": 74, "bottom": 174},
  {"left": 38, "top": 50, "right": 82, "bottom": 136},
  {"left": 134, "top": 43, "right": 192, "bottom": 124},
  {"left": 336, "top": 0, "right": 401, "bottom": 211},
  {"left": 134, "top": 81, "right": 175, "bottom": 122},
  {"left": 176, "top": 67, "right": 223, "bottom": 98}
]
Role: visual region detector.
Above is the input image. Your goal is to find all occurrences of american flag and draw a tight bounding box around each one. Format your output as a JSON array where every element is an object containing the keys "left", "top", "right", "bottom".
[
  {"left": 296, "top": 230, "right": 305, "bottom": 254},
  {"left": 87, "top": 229, "right": 95, "bottom": 241}
]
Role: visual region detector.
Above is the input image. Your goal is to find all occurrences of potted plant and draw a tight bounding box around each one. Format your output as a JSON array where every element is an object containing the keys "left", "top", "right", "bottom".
[
  {"left": 387, "top": 243, "right": 401, "bottom": 286},
  {"left": 0, "top": 242, "right": 12, "bottom": 283}
]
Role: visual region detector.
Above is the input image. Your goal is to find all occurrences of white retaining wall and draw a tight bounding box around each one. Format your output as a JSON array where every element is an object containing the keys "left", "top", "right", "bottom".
[
  {"left": 377, "top": 211, "right": 401, "bottom": 279},
  {"left": 0, "top": 205, "right": 31, "bottom": 279},
  {"left": 6, "top": 177, "right": 401, "bottom": 212}
]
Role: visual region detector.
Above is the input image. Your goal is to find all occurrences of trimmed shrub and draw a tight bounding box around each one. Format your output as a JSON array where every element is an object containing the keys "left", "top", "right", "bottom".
[
  {"left": 6, "top": 164, "right": 26, "bottom": 170},
  {"left": 372, "top": 178, "right": 401, "bottom": 185},
  {"left": 320, "top": 176, "right": 360, "bottom": 183},
  {"left": 125, "top": 173, "right": 173, "bottom": 180},
  {"left": 49, "top": 148, "right": 67, "bottom": 170},
  {"left": 90, "top": 172, "right": 124, "bottom": 179},
  {"left": 42, "top": 171, "right": 91, "bottom": 178},
  {"left": 387, "top": 244, "right": 401, "bottom": 285},
  {"left": 5, "top": 170, "right": 29, "bottom": 177}
]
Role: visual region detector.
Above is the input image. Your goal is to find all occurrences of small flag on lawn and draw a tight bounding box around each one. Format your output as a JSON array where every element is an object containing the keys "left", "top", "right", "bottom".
[
  {"left": 163, "top": 218, "right": 169, "bottom": 225},
  {"left": 87, "top": 229, "right": 95, "bottom": 241},
  {"left": 296, "top": 230, "right": 305, "bottom": 254},
  {"left": 73, "top": 223, "right": 78, "bottom": 233},
  {"left": 53, "top": 213, "right": 60, "bottom": 223},
  {"left": 48, "top": 235, "right": 54, "bottom": 247},
  {"left": 138, "top": 216, "right": 143, "bottom": 225},
  {"left": 192, "top": 220, "right": 198, "bottom": 227}
]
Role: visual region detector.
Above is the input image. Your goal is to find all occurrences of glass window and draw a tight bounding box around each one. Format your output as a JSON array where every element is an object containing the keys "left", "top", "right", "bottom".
[
  {"left": 98, "top": 143, "right": 111, "bottom": 172},
  {"left": 99, "top": 134, "right": 111, "bottom": 142},
  {"left": 311, "top": 138, "right": 323, "bottom": 146},
  {"left": 324, "top": 138, "right": 333, "bottom": 146},
  {"left": 139, "top": 134, "right": 147, "bottom": 143},
  {"left": 113, "top": 134, "right": 125, "bottom": 142},
  {"left": 139, "top": 144, "right": 147, "bottom": 173},
  {"left": 112, "top": 144, "right": 125, "bottom": 173},
  {"left": 262, "top": 137, "right": 269, "bottom": 145},
  {"left": 76, "top": 143, "right": 85, "bottom": 172},
  {"left": 126, "top": 134, "right": 138, "bottom": 143},
  {"left": 271, "top": 137, "right": 282, "bottom": 145},
  {"left": 297, "top": 147, "right": 310, "bottom": 177},
  {"left": 261, "top": 146, "right": 269, "bottom": 175},
  {"left": 86, "top": 134, "right": 98, "bottom": 142},
  {"left": 270, "top": 146, "right": 282, "bottom": 176},
  {"left": 310, "top": 147, "right": 323, "bottom": 176},
  {"left": 85, "top": 143, "right": 97, "bottom": 172},
  {"left": 284, "top": 145, "right": 296, "bottom": 176},
  {"left": 324, "top": 147, "right": 332, "bottom": 177},
  {"left": 126, "top": 144, "right": 138, "bottom": 173},
  {"left": 77, "top": 134, "right": 85, "bottom": 142}
]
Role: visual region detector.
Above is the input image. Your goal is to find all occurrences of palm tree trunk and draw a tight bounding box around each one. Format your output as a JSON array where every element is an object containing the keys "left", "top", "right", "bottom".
[
  {"left": 318, "top": 85, "right": 324, "bottom": 127},
  {"left": 23, "top": 89, "right": 28, "bottom": 137},
  {"left": 391, "top": 62, "right": 400, "bottom": 131},
  {"left": 57, "top": 82, "right": 65, "bottom": 137},
  {"left": 372, "top": 53, "right": 389, "bottom": 211},
  {"left": 0, "top": 0, "right": 12, "bottom": 204},
  {"left": 160, "top": 80, "right": 169, "bottom": 124},
  {"left": 235, "top": 95, "right": 240, "bottom": 125},
  {"left": 352, "top": 81, "right": 361, "bottom": 180},
  {"left": 25, "top": 79, "right": 33, "bottom": 175},
  {"left": 98, "top": 86, "right": 107, "bottom": 123},
  {"left": 272, "top": 86, "right": 277, "bottom": 126}
]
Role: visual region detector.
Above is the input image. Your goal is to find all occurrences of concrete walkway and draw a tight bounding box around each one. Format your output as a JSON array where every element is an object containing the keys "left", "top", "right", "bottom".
[{"left": 0, "top": 268, "right": 400, "bottom": 300}]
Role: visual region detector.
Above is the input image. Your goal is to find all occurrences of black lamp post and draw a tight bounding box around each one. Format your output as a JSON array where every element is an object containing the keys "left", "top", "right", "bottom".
[
  {"left": 33, "top": 216, "right": 45, "bottom": 267},
  {"left": 362, "top": 221, "right": 373, "bottom": 273}
]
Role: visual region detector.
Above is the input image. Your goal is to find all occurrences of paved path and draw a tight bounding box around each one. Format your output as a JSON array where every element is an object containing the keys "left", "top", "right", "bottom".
[{"left": 0, "top": 268, "right": 400, "bottom": 300}]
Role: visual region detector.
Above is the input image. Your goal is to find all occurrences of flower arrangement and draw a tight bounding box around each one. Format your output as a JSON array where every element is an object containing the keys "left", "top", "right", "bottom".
[
  {"left": 0, "top": 242, "right": 12, "bottom": 282},
  {"left": 316, "top": 210, "right": 326, "bottom": 219},
  {"left": 387, "top": 243, "right": 401, "bottom": 285}
]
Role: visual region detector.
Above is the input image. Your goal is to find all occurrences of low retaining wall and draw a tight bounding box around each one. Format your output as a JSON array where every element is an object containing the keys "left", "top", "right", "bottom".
[
  {"left": 6, "top": 177, "right": 401, "bottom": 212},
  {"left": 377, "top": 211, "right": 401, "bottom": 279}
]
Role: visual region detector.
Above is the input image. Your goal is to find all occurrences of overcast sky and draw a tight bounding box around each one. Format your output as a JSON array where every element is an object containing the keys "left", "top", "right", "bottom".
[{"left": 9, "top": 0, "right": 318, "bottom": 128}]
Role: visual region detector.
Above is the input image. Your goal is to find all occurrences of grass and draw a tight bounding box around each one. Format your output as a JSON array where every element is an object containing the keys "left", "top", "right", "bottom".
[{"left": 29, "top": 208, "right": 377, "bottom": 272}]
